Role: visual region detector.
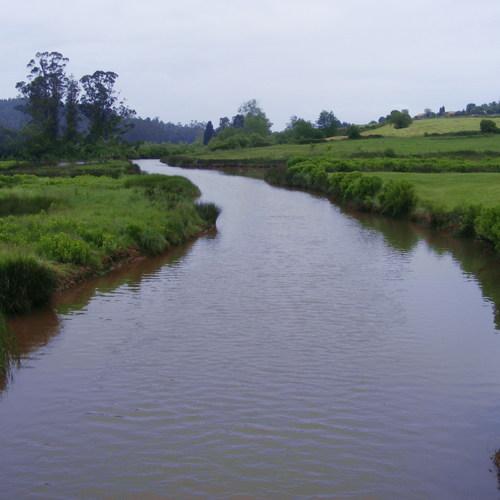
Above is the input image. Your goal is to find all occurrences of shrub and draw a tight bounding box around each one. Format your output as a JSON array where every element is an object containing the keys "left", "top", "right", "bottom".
[
  {"left": 480, "top": 119, "right": 498, "bottom": 134},
  {"left": 125, "top": 223, "right": 167, "bottom": 255},
  {"left": 38, "top": 233, "right": 94, "bottom": 265},
  {"left": 452, "top": 204, "right": 483, "bottom": 237},
  {"left": 195, "top": 202, "right": 221, "bottom": 226},
  {"left": 475, "top": 207, "right": 500, "bottom": 251},
  {"left": 0, "top": 254, "right": 57, "bottom": 313},
  {"left": 378, "top": 180, "right": 417, "bottom": 217},
  {"left": 347, "top": 125, "right": 361, "bottom": 139}
]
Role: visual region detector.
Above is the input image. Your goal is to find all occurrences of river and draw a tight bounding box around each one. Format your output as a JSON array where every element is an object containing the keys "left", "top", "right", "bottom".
[{"left": 1, "top": 159, "right": 500, "bottom": 499}]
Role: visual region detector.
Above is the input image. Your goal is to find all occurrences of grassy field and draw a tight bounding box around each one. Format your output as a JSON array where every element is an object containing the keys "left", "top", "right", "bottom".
[
  {"left": 360, "top": 172, "right": 500, "bottom": 209},
  {"left": 363, "top": 116, "right": 500, "bottom": 137},
  {"left": 172, "top": 134, "right": 500, "bottom": 161}
]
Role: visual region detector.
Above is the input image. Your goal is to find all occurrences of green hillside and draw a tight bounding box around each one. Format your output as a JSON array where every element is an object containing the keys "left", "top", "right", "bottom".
[{"left": 364, "top": 116, "right": 500, "bottom": 137}]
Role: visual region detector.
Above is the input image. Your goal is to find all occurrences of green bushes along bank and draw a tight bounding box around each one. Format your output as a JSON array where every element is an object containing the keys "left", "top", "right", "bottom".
[{"left": 266, "top": 159, "right": 500, "bottom": 252}]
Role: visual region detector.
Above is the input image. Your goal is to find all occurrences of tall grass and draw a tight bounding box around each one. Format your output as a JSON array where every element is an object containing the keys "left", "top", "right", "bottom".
[
  {"left": 0, "top": 194, "right": 58, "bottom": 216},
  {"left": 0, "top": 253, "right": 57, "bottom": 314},
  {"left": 195, "top": 202, "right": 221, "bottom": 226}
]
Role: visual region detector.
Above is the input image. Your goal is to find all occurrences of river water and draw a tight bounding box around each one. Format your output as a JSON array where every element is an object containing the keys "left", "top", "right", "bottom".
[{"left": 2, "top": 159, "right": 500, "bottom": 499}]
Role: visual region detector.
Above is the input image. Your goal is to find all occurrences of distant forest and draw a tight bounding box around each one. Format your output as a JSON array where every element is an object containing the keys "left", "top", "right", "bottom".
[{"left": 0, "top": 98, "right": 204, "bottom": 144}]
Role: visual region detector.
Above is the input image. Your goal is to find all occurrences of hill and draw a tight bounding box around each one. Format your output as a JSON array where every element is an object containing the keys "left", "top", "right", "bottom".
[{"left": 364, "top": 116, "right": 500, "bottom": 137}]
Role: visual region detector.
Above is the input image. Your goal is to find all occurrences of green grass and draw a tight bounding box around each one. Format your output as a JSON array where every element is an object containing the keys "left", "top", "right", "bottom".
[
  {"left": 0, "top": 160, "right": 139, "bottom": 178},
  {"left": 364, "top": 116, "right": 500, "bottom": 137},
  {"left": 362, "top": 172, "right": 500, "bottom": 209},
  {"left": 0, "top": 167, "right": 220, "bottom": 313},
  {"left": 169, "top": 135, "right": 500, "bottom": 162},
  {"left": 0, "top": 160, "right": 29, "bottom": 169}
]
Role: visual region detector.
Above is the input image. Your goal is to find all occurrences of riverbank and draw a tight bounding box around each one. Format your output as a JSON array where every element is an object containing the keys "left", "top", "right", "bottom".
[
  {"left": 162, "top": 155, "right": 500, "bottom": 254},
  {"left": 0, "top": 162, "right": 220, "bottom": 315}
]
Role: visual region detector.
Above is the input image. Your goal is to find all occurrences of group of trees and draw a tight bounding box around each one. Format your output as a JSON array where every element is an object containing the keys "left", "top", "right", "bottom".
[
  {"left": 277, "top": 111, "right": 344, "bottom": 143},
  {"left": 14, "top": 51, "right": 134, "bottom": 157},
  {"left": 378, "top": 109, "right": 413, "bottom": 129},
  {"left": 203, "top": 103, "right": 348, "bottom": 149},
  {"left": 460, "top": 101, "right": 500, "bottom": 116},
  {"left": 123, "top": 117, "right": 204, "bottom": 144},
  {"left": 202, "top": 99, "right": 274, "bottom": 150}
]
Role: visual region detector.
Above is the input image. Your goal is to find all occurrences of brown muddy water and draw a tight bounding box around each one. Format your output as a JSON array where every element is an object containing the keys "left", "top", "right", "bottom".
[{"left": 1, "top": 159, "right": 500, "bottom": 499}]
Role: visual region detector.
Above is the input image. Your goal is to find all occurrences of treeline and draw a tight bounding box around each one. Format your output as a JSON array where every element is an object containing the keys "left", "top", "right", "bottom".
[
  {"left": 203, "top": 100, "right": 351, "bottom": 150},
  {"left": 0, "top": 98, "right": 205, "bottom": 147},
  {"left": 123, "top": 117, "right": 204, "bottom": 144},
  {"left": 12, "top": 51, "right": 136, "bottom": 160}
]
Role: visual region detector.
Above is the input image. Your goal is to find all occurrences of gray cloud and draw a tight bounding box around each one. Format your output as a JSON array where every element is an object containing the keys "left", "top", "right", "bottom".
[{"left": 2, "top": 0, "right": 500, "bottom": 128}]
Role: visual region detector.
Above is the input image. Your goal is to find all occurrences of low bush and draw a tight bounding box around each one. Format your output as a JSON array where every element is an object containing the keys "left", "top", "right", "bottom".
[
  {"left": 195, "top": 202, "right": 221, "bottom": 226},
  {"left": 475, "top": 207, "right": 500, "bottom": 251},
  {"left": 378, "top": 180, "right": 417, "bottom": 217}
]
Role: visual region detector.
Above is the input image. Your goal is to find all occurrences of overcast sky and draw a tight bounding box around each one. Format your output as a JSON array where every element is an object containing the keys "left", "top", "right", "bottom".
[{"left": 2, "top": 0, "right": 500, "bottom": 129}]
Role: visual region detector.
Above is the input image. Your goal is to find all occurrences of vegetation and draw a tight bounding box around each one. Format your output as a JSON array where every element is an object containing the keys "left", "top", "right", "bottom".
[
  {"left": 166, "top": 133, "right": 500, "bottom": 161},
  {"left": 387, "top": 109, "right": 413, "bottom": 129},
  {"left": 0, "top": 164, "right": 219, "bottom": 315},
  {"left": 363, "top": 116, "right": 500, "bottom": 138},
  {"left": 480, "top": 119, "right": 498, "bottom": 134},
  {"left": 0, "top": 314, "right": 17, "bottom": 379},
  {"left": 264, "top": 158, "right": 500, "bottom": 252}
]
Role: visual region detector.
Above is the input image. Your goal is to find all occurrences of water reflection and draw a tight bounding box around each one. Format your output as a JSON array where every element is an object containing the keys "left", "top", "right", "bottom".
[
  {"left": 1, "top": 242, "right": 196, "bottom": 392},
  {"left": 352, "top": 211, "right": 500, "bottom": 330}
]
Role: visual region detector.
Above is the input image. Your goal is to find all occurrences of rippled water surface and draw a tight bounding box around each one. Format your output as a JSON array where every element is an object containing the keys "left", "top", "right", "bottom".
[{"left": 2, "top": 159, "right": 500, "bottom": 499}]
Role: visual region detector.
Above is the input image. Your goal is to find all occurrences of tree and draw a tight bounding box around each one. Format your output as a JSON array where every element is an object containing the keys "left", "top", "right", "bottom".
[
  {"left": 480, "top": 119, "right": 498, "bottom": 134},
  {"left": 16, "top": 51, "right": 69, "bottom": 147},
  {"left": 424, "top": 108, "right": 436, "bottom": 118},
  {"left": 388, "top": 109, "right": 412, "bottom": 129},
  {"left": 438, "top": 106, "right": 446, "bottom": 116},
  {"left": 316, "top": 110, "right": 340, "bottom": 137},
  {"left": 346, "top": 125, "right": 361, "bottom": 139},
  {"left": 218, "top": 116, "right": 230, "bottom": 131},
  {"left": 64, "top": 77, "right": 80, "bottom": 143},
  {"left": 231, "top": 114, "right": 245, "bottom": 129},
  {"left": 80, "top": 71, "right": 135, "bottom": 142},
  {"left": 203, "top": 121, "right": 215, "bottom": 145},
  {"left": 286, "top": 117, "right": 322, "bottom": 142},
  {"left": 238, "top": 99, "right": 272, "bottom": 135}
]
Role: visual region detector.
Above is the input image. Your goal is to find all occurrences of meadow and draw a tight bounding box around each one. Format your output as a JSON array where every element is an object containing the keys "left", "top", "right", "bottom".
[
  {"left": 363, "top": 116, "right": 500, "bottom": 137},
  {"left": 168, "top": 134, "right": 500, "bottom": 162}
]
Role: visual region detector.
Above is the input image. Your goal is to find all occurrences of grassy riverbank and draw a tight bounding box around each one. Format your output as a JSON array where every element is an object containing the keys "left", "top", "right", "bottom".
[
  {"left": 264, "top": 160, "right": 500, "bottom": 252},
  {"left": 0, "top": 163, "right": 219, "bottom": 314},
  {"left": 162, "top": 135, "right": 500, "bottom": 253}
]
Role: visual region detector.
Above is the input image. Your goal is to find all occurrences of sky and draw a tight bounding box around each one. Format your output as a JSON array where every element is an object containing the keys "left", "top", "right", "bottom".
[{"left": 2, "top": 0, "right": 500, "bottom": 129}]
